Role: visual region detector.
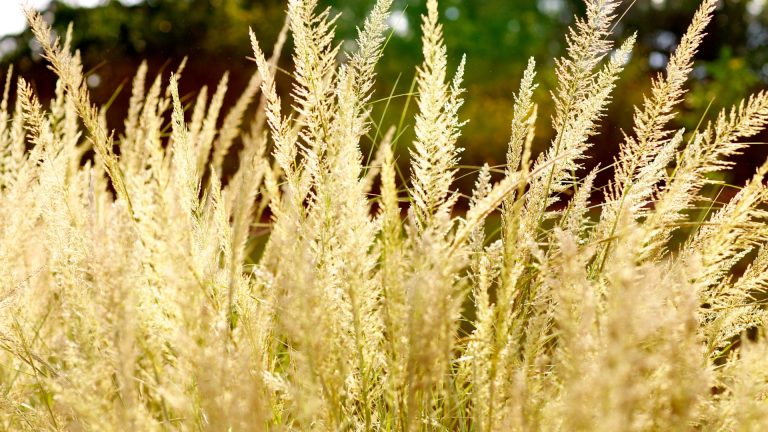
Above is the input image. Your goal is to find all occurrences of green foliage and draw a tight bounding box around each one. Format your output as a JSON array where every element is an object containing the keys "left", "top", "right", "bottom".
[{"left": 2, "top": 0, "right": 766, "bottom": 191}]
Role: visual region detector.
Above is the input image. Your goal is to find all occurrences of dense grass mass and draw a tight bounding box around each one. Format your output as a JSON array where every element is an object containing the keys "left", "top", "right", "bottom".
[{"left": 2, "top": 0, "right": 768, "bottom": 430}]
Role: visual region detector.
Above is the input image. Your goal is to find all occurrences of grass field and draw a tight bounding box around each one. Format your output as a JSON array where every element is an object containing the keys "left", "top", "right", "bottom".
[{"left": 2, "top": 0, "right": 768, "bottom": 430}]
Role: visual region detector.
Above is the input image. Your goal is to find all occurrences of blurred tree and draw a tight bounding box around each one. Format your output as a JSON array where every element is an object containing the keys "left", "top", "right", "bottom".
[
  {"left": 0, "top": 0, "right": 285, "bottom": 142},
  {"left": 1, "top": 0, "right": 766, "bottom": 190}
]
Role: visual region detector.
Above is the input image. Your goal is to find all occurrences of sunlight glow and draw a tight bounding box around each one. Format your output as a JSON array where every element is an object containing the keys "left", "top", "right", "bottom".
[{"left": 0, "top": 0, "right": 139, "bottom": 38}]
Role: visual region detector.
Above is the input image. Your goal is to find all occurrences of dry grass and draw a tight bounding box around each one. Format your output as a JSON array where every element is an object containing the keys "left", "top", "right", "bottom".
[{"left": 2, "top": 0, "right": 768, "bottom": 430}]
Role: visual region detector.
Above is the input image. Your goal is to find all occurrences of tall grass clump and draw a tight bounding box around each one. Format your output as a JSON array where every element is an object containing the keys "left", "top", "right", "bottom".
[{"left": 2, "top": 0, "right": 768, "bottom": 430}]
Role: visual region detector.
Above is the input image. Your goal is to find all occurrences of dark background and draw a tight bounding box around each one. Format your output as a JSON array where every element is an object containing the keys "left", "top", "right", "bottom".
[{"left": 2, "top": 0, "right": 767, "bottom": 194}]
